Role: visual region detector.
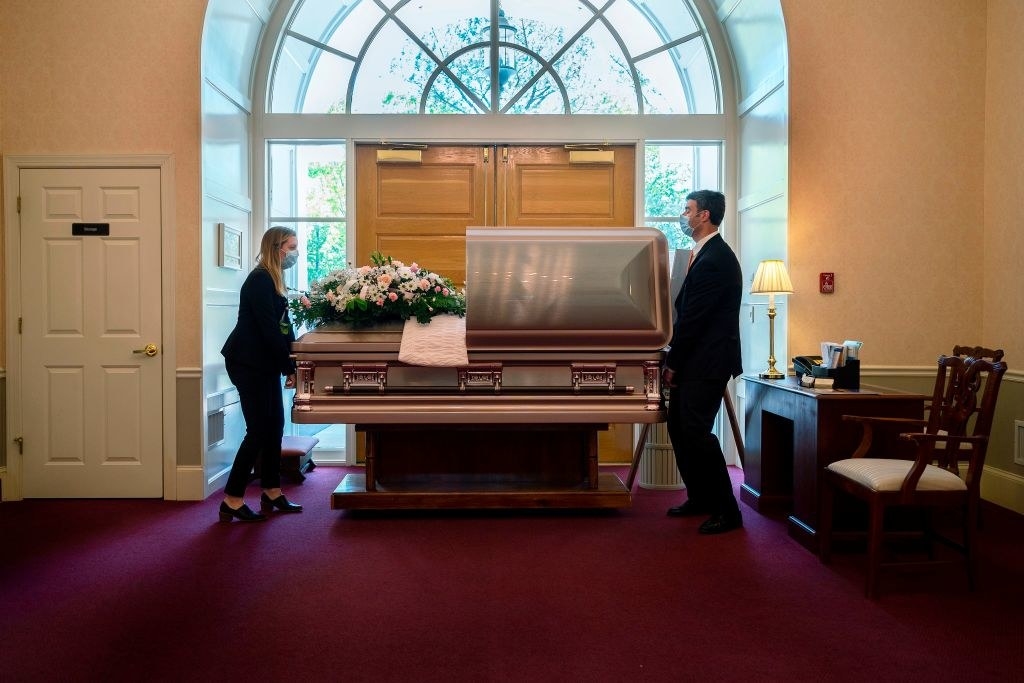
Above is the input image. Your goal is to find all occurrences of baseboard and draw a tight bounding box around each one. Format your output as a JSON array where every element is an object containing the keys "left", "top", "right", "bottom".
[
  {"left": 175, "top": 466, "right": 206, "bottom": 501},
  {"left": 981, "top": 465, "right": 1024, "bottom": 515}
]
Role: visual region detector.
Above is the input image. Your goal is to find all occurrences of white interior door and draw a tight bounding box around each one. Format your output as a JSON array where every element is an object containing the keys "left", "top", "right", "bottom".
[{"left": 19, "top": 168, "right": 163, "bottom": 497}]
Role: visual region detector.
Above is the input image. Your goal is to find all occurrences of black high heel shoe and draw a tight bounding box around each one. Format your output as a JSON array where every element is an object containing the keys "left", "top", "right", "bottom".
[
  {"left": 260, "top": 492, "right": 303, "bottom": 514},
  {"left": 219, "top": 501, "right": 267, "bottom": 523}
]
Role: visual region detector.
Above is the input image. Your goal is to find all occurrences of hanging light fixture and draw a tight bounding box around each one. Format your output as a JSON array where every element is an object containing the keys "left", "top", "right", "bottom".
[{"left": 485, "top": 6, "right": 518, "bottom": 89}]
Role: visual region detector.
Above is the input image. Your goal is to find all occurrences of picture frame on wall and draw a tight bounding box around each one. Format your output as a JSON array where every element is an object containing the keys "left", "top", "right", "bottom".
[{"left": 218, "top": 223, "right": 242, "bottom": 270}]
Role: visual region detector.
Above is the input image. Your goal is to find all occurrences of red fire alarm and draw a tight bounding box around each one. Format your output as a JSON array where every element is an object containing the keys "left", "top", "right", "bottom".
[{"left": 819, "top": 272, "right": 835, "bottom": 294}]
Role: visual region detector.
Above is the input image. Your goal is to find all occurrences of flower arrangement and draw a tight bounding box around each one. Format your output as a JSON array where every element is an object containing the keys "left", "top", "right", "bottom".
[{"left": 289, "top": 252, "right": 466, "bottom": 329}]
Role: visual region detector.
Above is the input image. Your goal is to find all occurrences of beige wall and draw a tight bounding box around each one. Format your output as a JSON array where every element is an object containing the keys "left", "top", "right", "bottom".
[
  {"left": 0, "top": 0, "right": 207, "bottom": 369},
  {"left": 785, "top": 0, "right": 992, "bottom": 362},
  {"left": 1, "top": 1, "right": 1020, "bottom": 498},
  {"left": 984, "top": 0, "right": 1023, "bottom": 370},
  {"left": 782, "top": 0, "right": 1023, "bottom": 484}
]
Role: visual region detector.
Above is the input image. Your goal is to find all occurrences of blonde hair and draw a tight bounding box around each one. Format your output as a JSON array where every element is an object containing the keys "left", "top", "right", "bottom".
[{"left": 256, "top": 226, "right": 296, "bottom": 296}]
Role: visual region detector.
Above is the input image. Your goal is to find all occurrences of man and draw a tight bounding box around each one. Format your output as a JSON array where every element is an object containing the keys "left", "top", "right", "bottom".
[{"left": 662, "top": 190, "right": 744, "bottom": 534}]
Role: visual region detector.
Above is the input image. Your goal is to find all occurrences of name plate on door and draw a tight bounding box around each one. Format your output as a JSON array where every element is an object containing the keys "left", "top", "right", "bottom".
[{"left": 72, "top": 223, "right": 110, "bottom": 236}]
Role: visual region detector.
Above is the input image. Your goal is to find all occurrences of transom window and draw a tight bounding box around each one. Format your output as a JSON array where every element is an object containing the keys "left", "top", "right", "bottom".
[{"left": 270, "top": 0, "right": 720, "bottom": 115}]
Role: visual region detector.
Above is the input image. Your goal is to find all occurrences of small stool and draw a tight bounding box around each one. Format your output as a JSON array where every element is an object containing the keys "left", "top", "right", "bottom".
[{"left": 280, "top": 435, "right": 319, "bottom": 483}]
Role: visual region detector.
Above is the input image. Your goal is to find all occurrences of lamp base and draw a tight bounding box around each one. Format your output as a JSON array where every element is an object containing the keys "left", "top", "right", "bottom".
[{"left": 759, "top": 369, "right": 786, "bottom": 380}]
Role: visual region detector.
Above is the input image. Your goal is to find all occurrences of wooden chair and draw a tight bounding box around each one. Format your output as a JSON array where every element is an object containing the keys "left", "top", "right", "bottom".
[
  {"left": 952, "top": 345, "right": 1004, "bottom": 362},
  {"left": 818, "top": 354, "right": 1007, "bottom": 597}
]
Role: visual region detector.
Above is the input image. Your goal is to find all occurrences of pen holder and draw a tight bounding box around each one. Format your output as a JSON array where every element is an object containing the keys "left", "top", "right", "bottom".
[{"left": 810, "top": 359, "right": 860, "bottom": 390}]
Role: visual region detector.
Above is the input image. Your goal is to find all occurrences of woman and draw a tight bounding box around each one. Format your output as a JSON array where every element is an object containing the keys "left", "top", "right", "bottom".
[{"left": 219, "top": 226, "right": 304, "bottom": 522}]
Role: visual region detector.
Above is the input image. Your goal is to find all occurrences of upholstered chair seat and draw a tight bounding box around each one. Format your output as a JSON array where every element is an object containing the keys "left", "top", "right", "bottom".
[{"left": 826, "top": 458, "right": 967, "bottom": 492}]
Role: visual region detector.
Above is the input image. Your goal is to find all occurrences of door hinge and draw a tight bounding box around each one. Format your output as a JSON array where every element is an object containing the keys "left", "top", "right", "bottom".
[
  {"left": 502, "top": 146, "right": 509, "bottom": 164},
  {"left": 18, "top": 317, "right": 23, "bottom": 334},
  {"left": 17, "top": 196, "right": 21, "bottom": 213},
  {"left": 14, "top": 436, "right": 24, "bottom": 454}
]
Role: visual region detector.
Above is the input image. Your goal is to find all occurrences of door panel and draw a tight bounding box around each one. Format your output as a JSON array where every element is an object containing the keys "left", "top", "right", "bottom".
[
  {"left": 502, "top": 145, "right": 635, "bottom": 227},
  {"left": 356, "top": 145, "right": 489, "bottom": 288},
  {"left": 20, "top": 168, "right": 163, "bottom": 497},
  {"left": 355, "top": 143, "right": 638, "bottom": 462}
]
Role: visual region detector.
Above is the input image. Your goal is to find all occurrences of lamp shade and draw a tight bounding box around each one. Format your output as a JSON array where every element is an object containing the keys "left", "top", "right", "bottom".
[{"left": 750, "top": 259, "right": 793, "bottom": 294}]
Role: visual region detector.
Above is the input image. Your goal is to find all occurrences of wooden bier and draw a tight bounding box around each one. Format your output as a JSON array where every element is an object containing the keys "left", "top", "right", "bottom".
[{"left": 291, "top": 228, "right": 672, "bottom": 510}]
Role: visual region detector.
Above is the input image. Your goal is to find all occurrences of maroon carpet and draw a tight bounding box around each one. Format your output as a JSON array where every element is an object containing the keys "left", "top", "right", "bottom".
[{"left": 2, "top": 467, "right": 1022, "bottom": 682}]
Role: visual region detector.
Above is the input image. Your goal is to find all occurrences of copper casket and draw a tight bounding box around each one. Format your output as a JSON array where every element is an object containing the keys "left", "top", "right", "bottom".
[{"left": 291, "top": 228, "right": 672, "bottom": 509}]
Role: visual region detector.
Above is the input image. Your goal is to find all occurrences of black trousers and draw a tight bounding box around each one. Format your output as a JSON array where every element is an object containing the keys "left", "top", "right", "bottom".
[
  {"left": 666, "top": 378, "right": 739, "bottom": 517},
  {"left": 224, "top": 360, "right": 285, "bottom": 497}
]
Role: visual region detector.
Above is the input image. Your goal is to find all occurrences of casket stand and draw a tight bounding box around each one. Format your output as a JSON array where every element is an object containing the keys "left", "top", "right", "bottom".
[{"left": 291, "top": 228, "right": 672, "bottom": 510}]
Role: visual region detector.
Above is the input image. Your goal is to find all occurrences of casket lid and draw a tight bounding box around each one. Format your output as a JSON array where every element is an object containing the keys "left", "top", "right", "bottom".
[{"left": 464, "top": 227, "right": 671, "bottom": 351}]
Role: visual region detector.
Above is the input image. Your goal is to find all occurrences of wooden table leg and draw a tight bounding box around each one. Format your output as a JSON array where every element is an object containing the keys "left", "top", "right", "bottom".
[
  {"left": 723, "top": 390, "right": 745, "bottom": 468},
  {"left": 626, "top": 423, "right": 651, "bottom": 491},
  {"left": 365, "top": 430, "right": 377, "bottom": 491}
]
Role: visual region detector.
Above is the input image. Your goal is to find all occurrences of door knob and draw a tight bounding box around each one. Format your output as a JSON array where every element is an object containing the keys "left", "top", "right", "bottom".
[{"left": 132, "top": 343, "right": 159, "bottom": 357}]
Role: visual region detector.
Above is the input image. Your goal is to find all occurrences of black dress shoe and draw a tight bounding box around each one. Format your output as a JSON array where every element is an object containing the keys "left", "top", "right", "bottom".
[
  {"left": 260, "top": 492, "right": 303, "bottom": 514},
  {"left": 219, "top": 501, "right": 267, "bottom": 523},
  {"left": 667, "top": 501, "right": 709, "bottom": 517},
  {"left": 698, "top": 513, "right": 743, "bottom": 535}
]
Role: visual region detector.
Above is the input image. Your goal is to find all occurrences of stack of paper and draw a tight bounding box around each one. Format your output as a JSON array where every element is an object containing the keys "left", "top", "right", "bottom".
[{"left": 820, "top": 341, "right": 846, "bottom": 368}]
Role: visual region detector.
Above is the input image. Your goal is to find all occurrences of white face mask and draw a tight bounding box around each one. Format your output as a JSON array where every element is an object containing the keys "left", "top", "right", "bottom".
[{"left": 281, "top": 250, "right": 299, "bottom": 270}]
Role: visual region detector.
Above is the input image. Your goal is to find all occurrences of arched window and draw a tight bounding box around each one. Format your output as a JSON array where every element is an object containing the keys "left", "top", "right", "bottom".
[
  {"left": 270, "top": 0, "right": 720, "bottom": 115},
  {"left": 252, "top": 0, "right": 736, "bottom": 458}
]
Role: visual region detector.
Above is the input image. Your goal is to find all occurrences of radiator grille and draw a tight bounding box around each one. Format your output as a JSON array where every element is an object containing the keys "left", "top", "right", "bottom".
[{"left": 207, "top": 409, "right": 225, "bottom": 448}]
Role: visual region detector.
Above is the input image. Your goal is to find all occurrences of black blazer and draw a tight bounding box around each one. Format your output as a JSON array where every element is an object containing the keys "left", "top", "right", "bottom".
[
  {"left": 221, "top": 267, "right": 296, "bottom": 376},
  {"left": 664, "top": 234, "right": 743, "bottom": 381}
]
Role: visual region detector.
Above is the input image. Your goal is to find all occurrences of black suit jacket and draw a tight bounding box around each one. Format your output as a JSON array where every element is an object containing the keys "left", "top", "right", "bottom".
[
  {"left": 664, "top": 233, "right": 743, "bottom": 381},
  {"left": 221, "top": 267, "right": 296, "bottom": 376}
]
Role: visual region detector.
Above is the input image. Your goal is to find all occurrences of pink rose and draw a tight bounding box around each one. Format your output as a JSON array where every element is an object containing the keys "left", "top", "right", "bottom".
[
  {"left": 442, "top": 288, "right": 450, "bottom": 296},
  {"left": 388, "top": 292, "right": 398, "bottom": 302},
  {"left": 300, "top": 295, "right": 311, "bottom": 309},
  {"left": 419, "top": 278, "right": 430, "bottom": 290}
]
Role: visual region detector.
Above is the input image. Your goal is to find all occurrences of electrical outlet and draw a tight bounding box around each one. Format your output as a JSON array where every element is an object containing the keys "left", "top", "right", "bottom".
[{"left": 1015, "top": 420, "right": 1024, "bottom": 466}]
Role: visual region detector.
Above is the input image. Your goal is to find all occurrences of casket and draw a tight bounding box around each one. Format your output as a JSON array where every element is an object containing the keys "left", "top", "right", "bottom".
[{"left": 291, "top": 228, "right": 672, "bottom": 509}]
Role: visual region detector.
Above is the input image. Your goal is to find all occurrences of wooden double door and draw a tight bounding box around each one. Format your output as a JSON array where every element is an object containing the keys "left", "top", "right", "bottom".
[
  {"left": 355, "top": 143, "right": 639, "bottom": 462},
  {"left": 356, "top": 143, "right": 635, "bottom": 287}
]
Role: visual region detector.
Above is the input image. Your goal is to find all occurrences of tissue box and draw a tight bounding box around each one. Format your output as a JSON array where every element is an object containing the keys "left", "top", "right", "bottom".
[{"left": 812, "top": 359, "right": 860, "bottom": 390}]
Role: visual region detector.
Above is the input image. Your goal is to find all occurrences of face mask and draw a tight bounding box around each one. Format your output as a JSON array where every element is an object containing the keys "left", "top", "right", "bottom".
[
  {"left": 281, "top": 250, "right": 299, "bottom": 270},
  {"left": 681, "top": 223, "right": 694, "bottom": 239}
]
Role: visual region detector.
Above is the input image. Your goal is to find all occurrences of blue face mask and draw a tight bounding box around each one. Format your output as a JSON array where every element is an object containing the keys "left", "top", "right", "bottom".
[
  {"left": 281, "top": 250, "right": 299, "bottom": 270},
  {"left": 681, "top": 223, "right": 694, "bottom": 239}
]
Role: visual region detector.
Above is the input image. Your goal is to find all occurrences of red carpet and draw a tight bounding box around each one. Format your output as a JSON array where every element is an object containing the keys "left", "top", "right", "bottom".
[{"left": 2, "top": 466, "right": 1022, "bottom": 681}]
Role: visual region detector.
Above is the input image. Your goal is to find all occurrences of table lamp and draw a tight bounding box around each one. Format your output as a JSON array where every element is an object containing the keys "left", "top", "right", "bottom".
[{"left": 750, "top": 259, "right": 793, "bottom": 379}]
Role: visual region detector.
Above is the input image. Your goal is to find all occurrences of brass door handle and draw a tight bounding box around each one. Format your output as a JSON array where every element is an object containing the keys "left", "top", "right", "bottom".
[{"left": 132, "top": 343, "right": 159, "bottom": 357}]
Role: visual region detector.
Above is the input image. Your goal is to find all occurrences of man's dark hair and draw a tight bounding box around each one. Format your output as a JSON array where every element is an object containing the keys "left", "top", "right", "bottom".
[{"left": 686, "top": 190, "right": 725, "bottom": 226}]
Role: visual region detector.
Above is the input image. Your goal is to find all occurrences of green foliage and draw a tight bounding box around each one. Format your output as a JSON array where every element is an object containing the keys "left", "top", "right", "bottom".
[
  {"left": 645, "top": 146, "right": 693, "bottom": 250},
  {"left": 303, "top": 160, "right": 348, "bottom": 281}
]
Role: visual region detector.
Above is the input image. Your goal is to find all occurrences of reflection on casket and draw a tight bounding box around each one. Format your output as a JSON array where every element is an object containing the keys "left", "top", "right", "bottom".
[{"left": 291, "top": 228, "right": 672, "bottom": 509}]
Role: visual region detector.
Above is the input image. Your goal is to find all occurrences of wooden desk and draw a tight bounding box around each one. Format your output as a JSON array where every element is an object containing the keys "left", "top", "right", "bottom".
[{"left": 741, "top": 376, "right": 926, "bottom": 551}]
